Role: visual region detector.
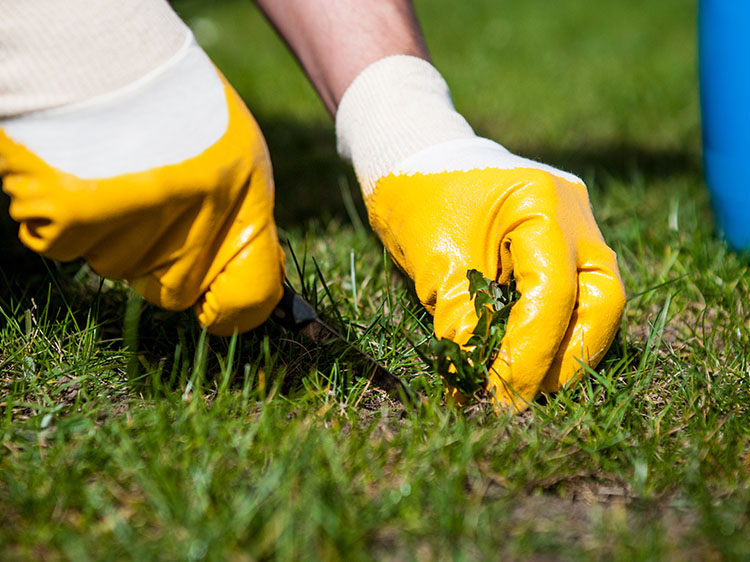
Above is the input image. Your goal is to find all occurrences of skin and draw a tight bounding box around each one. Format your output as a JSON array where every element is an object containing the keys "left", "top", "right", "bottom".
[{"left": 254, "top": 0, "right": 430, "bottom": 115}]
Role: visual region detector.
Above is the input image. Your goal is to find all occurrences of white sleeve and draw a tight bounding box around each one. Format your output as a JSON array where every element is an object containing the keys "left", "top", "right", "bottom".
[{"left": 0, "top": 0, "right": 189, "bottom": 117}]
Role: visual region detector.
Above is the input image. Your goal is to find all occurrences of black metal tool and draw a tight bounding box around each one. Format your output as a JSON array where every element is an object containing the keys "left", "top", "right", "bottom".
[{"left": 272, "top": 286, "right": 412, "bottom": 403}]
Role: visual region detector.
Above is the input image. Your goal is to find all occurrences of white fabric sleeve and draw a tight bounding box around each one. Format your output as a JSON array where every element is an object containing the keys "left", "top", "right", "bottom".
[
  {"left": 0, "top": 0, "right": 189, "bottom": 117},
  {"left": 1, "top": 35, "right": 229, "bottom": 179},
  {"left": 335, "top": 55, "right": 476, "bottom": 198}
]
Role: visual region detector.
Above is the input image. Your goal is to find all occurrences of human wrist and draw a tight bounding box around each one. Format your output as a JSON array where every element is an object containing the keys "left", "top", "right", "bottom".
[{"left": 335, "top": 55, "right": 475, "bottom": 198}]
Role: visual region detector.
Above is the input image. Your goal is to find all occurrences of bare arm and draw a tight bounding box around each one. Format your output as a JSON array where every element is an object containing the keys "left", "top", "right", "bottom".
[{"left": 254, "top": 0, "right": 430, "bottom": 115}]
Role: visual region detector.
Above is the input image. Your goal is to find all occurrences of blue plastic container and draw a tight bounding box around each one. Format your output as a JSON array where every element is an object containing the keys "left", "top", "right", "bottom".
[{"left": 699, "top": 0, "right": 750, "bottom": 251}]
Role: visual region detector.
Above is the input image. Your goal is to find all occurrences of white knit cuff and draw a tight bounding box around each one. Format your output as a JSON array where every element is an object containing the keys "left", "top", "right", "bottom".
[
  {"left": 0, "top": 0, "right": 189, "bottom": 117},
  {"left": 335, "top": 56, "right": 476, "bottom": 198}
]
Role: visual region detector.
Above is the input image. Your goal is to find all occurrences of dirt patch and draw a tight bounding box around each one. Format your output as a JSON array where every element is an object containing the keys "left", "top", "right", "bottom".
[
  {"left": 1, "top": 373, "right": 130, "bottom": 426},
  {"left": 369, "top": 487, "right": 707, "bottom": 561},
  {"left": 628, "top": 301, "right": 734, "bottom": 358}
]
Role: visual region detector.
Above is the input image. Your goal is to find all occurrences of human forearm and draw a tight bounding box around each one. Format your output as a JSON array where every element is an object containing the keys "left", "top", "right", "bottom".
[{"left": 254, "top": 0, "right": 429, "bottom": 115}]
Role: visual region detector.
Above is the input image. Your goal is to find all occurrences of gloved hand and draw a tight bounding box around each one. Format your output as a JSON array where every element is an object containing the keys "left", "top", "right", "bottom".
[
  {"left": 0, "top": 35, "right": 284, "bottom": 336},
  {"left": 337, "top": 56, "right": 626, "bottom": 411}
]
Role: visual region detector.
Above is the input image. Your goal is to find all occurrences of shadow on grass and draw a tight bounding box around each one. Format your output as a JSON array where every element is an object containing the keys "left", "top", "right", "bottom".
[
  {"left": 512, "top": 141, "right": 702, "bottom": 187},
  {"left": 256, "top": 117, "right": 366, "bottom": 228}
]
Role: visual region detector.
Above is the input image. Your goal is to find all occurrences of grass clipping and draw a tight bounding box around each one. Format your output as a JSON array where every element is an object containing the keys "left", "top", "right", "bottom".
[{"left": 416, "top": 270, "right": 518, "bottom": 401}]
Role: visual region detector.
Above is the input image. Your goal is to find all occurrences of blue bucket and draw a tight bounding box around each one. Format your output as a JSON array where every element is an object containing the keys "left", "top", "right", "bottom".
[{"left": 699, "top": 0, "right": 750, "bottom": 251}]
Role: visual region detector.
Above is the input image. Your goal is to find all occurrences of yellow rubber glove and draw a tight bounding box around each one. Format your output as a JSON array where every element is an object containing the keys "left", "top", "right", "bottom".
[
  {"left": 337, "top": 56, "right": 626, "bottom": 411},
  {"left": 0, "top": 37, "right": 284, "bottom": 336}
]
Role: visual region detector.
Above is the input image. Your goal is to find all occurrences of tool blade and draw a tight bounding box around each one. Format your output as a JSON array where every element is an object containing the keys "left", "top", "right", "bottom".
[{"left": 272, "top": 286, "right": 412, "bottom": 402}]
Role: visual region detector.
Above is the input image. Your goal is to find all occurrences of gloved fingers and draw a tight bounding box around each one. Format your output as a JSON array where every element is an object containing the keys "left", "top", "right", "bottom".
[
  {"left": 485, "top": 215, "right": 579, "bottom": 410},
  {"left": 194, "top": 222, "right": 285, "bottom": 337},
  {"left": 540, "top": 254, "right": 626, "bottom": 393}
]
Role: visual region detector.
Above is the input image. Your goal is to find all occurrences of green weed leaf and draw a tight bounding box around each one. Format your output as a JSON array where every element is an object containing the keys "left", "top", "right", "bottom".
[{"left": 416, "top": 270, "right": 518, "bottom": 402}]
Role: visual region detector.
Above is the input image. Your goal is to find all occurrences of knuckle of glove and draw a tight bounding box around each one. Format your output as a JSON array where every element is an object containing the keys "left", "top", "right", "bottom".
[{"left": 196, "top": 239, "right": 285, "bottom": 336}]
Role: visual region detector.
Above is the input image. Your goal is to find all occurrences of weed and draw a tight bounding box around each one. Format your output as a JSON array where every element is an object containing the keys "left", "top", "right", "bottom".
[{"left": 413, "top": 270, "right": 517, "bottom": 400}]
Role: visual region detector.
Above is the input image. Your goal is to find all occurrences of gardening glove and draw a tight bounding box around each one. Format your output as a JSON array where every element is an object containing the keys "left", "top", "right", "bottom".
[
  {"left": 0, "top": 4, "right": 284, "bottom": 336},
  {"left": 337, "top": 56, "right": 626, "bottom": 411}
]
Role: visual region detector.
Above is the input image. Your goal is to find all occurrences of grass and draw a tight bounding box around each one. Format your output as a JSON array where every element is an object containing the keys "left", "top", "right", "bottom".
[{"left": 2, "top": 0, "right": 750, "bottom": 559}]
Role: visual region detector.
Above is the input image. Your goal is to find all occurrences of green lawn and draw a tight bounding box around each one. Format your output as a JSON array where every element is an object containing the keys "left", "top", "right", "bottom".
[{"left": 3, "top": 0, "right": 750, "bottom": 560}]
